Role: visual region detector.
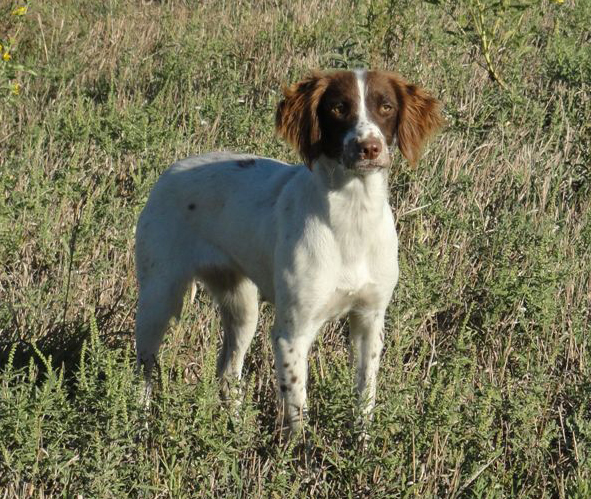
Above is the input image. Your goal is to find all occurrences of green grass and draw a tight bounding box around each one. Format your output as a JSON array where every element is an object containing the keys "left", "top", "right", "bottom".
[{"left": 1, "top": 0, "right": 590, "bottom": 497}]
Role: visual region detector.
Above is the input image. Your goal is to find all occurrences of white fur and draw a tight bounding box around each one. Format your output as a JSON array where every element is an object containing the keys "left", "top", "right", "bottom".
[{"left": 135, "top": 77, "right": 400, "bottom": 433}]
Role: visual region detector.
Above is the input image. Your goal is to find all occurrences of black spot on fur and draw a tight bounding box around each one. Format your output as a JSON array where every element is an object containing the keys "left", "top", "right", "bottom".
[
  {"left": 237, "top": 158, "right": 256, "bottom": 168},
  {"left": 280, "top": 384, "right": 288, "bottom": 392},
  {"left": 188, "top": 203, "right": 195, "bottom": 210},
  {"left": 291, "top": 376, "right": 298, "bottom": 384}
]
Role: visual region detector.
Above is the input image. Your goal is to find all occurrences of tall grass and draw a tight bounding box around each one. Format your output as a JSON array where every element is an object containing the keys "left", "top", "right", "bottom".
[{"left": 1, "top": 0, "right": 589, "bottom": 496}]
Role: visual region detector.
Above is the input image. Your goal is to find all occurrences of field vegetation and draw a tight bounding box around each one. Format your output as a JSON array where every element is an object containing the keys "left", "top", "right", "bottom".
[{"left": 0, "top": 0, "right": 589, "bottom": 496}]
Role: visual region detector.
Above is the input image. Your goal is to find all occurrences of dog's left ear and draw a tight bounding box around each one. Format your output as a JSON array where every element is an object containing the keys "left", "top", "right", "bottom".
[
  {"left": 390, "top": 74, "right": 444, "bottom": 166},
  {"left": 275, "top": 73, "right": 328, "bottom": 168}
]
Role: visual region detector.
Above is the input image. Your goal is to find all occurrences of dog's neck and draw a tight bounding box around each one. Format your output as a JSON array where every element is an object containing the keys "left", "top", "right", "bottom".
[
  {"left": 310, "top": 155, "right": 391, "bottom": 236},
  {"left": 312, "top": 155, "right": 389, "bottom": 202}
]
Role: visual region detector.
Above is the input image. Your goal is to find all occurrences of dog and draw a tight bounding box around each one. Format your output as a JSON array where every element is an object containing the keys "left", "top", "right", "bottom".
[{"left": 135, "top": 69, "right": 442, "bottom": 433}]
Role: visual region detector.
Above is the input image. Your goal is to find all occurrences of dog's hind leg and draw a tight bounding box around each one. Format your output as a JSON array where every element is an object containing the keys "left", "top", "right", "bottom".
[
  {"left": 135, "top": 276, "right": 188, "bottom": 399},
  {"left": 201, "top": 271, "right": 259, "bottom": 401}
]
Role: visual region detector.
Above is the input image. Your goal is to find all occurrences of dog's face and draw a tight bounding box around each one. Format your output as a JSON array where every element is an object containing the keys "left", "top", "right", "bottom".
[{"left": 276, "top": 69, "right": 443, "bottom": 171}]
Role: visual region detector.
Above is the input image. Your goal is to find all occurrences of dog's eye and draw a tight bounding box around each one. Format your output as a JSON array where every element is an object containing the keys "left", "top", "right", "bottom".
[
  {"left": 380, "top": 103, "right": 393, "bottom": 114},
  {"left": 331, "top": 102, "right": 347, "bottom": 116}
]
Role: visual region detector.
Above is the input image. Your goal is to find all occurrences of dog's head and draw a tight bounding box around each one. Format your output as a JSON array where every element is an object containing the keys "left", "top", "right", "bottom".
[{"left": 276, "top": 69, "right": 443, "bottom": 171}]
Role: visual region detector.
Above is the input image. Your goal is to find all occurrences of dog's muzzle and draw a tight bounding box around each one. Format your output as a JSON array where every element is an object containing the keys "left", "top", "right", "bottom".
[{"left": 343, "top": 136, "right": 390, "bottom": 171}]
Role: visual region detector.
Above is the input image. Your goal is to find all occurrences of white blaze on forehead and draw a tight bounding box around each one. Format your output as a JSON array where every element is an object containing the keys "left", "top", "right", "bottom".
[
  {"left": 354, "top": 69, "right": 369, "bottom": 131},
  {"left": 351, "top": 69, "right": 384, "bottom": 142}
]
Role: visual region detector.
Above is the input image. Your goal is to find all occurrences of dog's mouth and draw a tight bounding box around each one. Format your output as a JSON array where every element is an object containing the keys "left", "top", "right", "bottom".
[
  {"left": 345, "top": 157, "right": 390, "bottom": 173},
  {"left": 342, "top": 139, "right": 391, "bottom": 173}
]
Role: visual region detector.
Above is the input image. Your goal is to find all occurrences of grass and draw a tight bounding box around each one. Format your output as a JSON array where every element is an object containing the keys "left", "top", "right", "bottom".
[{"left": 0, "top": 0, "right": 590, "bottom": 496}]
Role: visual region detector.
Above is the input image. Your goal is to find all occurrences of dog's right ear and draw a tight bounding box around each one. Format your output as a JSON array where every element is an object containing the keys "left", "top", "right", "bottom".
[{"left": 275, "top": 73, "right": 328, "bottom": 169}]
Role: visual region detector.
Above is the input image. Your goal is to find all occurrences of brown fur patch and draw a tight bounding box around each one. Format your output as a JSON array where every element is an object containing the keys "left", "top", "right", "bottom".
[
  {"left": 382, "top": 72, "right": 444, "bottom": 166},
  {"left": 275, "top": 72, "right": 329, "bottom": 168},
  {"left": 315, "top": 71, "right": 362, "bottom": 161}
]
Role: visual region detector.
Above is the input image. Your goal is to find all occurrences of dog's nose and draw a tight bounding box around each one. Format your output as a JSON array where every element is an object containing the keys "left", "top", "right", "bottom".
[{"left": 356, "top": 138, "right": 382, "bottom": 160}]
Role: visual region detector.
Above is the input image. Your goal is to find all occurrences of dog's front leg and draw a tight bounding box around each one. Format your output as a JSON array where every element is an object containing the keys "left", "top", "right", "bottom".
[
  {"left": 271, "top": 317, "right": 317, "bottom": 435},
  {"left": 349, "top": 309, "right": 386, "bottom": 424}
]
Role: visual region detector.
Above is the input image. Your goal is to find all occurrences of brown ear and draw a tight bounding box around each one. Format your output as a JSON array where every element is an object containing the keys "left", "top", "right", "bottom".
[
  {"left": 275, "top": 73, "right": 328, "bottom": 168},
  {"left": 391, "top": 74, "right": 443, "bottom": 166}
]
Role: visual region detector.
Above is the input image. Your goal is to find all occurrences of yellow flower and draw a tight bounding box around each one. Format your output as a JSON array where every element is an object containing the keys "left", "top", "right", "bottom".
[
  {"left": 12, "top": 6, "right": 28, "bottom": 16},
  {"left": 3, "top": 52, "right": 11, "bottom": 62},
  {"left": 12, "top": 83, "right": 21, "bottom": 95},
  {"left": 551, "top": 0, "right": 564, "bottom": 3}
]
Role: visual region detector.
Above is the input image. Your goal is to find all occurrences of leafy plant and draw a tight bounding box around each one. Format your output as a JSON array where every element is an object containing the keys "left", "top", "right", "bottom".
[{"left": 0, "top": 1, "right": 35, "bottom": 100}]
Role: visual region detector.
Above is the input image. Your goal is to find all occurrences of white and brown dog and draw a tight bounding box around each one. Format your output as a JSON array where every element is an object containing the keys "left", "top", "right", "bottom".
[{"left": 135, "top": 69, "right": 442, "bottom": 432}]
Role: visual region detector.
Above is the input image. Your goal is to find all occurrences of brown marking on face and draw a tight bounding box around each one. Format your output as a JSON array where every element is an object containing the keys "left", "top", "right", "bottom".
[
  {"left": 236, "top": 158, "right": 256, "bottom": 168},
  {"left": 316, "top": 71, "right": 360, "bottom": 162},
  {"left": 291, "top": 376, "right": 298, "bottom": 384},
  {"left": 365, "top": 71, "right": 400, "bottom": 147}
]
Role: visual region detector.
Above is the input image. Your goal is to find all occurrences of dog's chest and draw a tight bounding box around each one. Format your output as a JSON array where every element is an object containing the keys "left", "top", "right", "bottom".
[
  {"left": 318, "top": 235, "right": 395, "bottom": 321},
  {"left": 314, "top": 188, "right": 397, "bottom": 319},
  {"left": 319, "top": 269, "right": 385, "bottom": 321}
]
